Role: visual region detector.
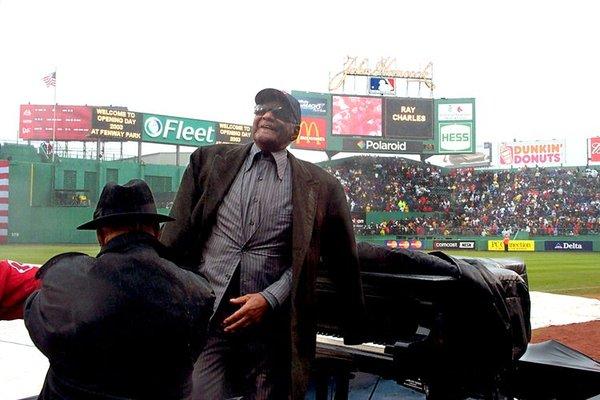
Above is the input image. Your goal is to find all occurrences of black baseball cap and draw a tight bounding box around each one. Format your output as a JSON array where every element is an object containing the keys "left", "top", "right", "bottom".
[{"left": 255, "top": 88, "right": 301, "bottom": 124}]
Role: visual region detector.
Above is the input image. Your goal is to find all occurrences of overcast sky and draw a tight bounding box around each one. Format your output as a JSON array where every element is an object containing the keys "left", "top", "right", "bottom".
[{"left": 0, "top": 0, "right": 598, "bottom": 164}]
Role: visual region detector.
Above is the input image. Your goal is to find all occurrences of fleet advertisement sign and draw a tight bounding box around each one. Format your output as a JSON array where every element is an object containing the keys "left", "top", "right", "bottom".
[
  {"left": 544, "top": 241, "right": 593, "bottom": 251},
  {"left": 498, "top": 140, "right": 565, "bottom": 167},
  {"left": 142, "top": 114, "right": 217, "bottom": 147},
  {"left": 590, "top": 136, "right": 600, "bottom": 162},
  {"left": 89, "top": 108, "right": 142, "bottom": 141},
  {"left": 433, "top": 240, "right": 476, "bottom": 250},
  {"left": 488, "top": 240, "right": 535, "bottom": 252},
  {"left": 435, "top": 99, "right": 476, "bottom": 154},
  {"left": 383, "top": 97, "right": 433, "bottom": 139},
  {"left": 19, "top": 104, "right": 93, "bottom": 141}
]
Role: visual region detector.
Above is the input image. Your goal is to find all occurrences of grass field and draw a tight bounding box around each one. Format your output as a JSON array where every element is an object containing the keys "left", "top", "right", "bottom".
[
  {"left": 1, "top": 245, "right": 598, "bottom": 298},
  {"left": 446, "top": 250, "right": 600, "bottom": 298},
  {"left": 448, "top": 251, "right": 600, "bottom": 298},
  {"left": 0, "top": 244, "right": 99, "bottom": 265}
]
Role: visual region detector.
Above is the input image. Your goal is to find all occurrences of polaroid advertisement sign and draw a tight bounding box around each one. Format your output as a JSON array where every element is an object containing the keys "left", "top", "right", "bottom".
[
  {"left": 342, "top": 138, "right": 423, "bottom": 153},
  {"left": 544, "top": 241, "right": 593, "bottom": 251}
]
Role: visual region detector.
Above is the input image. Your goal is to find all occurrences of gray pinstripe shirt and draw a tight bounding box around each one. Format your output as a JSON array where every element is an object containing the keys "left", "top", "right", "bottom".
[{"left": 199, "top": 144, "right": 292, "bottom": 313}]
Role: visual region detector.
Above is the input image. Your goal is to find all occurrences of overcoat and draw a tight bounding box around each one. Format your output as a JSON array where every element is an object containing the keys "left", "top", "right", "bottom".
[
  {"left": 24, "top": 232, "right": 215, "bottom": 400},
  {"left": 161, "top": 143, "right": 365, "bottom": 399}
]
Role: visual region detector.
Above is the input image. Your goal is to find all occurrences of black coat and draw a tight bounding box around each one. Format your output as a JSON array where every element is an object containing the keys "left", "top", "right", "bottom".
[
  {"left": 160, "top": 143, "right": 366, "bottom": 399},
  {"left": 24, "top": 232, "right": 215, "bottom": 400}
]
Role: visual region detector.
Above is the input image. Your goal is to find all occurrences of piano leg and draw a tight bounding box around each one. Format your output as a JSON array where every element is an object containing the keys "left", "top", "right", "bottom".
[
  {"left": 313, "top": 357, "right": 353, "bottom": 400},
  {"left": 333, "top": 373, "right": 350, "bottom": 400},
  {"left": 314, "top": 374, "right": 328, "bottom": 400}
]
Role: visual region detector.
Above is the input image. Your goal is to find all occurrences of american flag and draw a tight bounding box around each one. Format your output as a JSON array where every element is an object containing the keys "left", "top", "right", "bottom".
[{"left": 42, "top": 72, "right": 56, "bottom": 87}]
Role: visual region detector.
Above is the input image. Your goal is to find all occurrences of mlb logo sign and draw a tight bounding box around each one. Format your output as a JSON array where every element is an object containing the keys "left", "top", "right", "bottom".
[{"left": 369, "top": 77, "right": 395, "bottom": 95}]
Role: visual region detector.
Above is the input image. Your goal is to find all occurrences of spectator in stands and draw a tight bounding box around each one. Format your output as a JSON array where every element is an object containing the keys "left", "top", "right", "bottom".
[
  {"left": 325, "top": 157, "right": 599, "bottom": 237},
  {"left": 24, "top": 179, "right": 215, "bottom": 400}
]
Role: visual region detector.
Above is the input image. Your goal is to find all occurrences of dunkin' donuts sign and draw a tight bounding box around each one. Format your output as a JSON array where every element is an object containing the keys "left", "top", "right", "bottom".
[{"left": 498, "top": 140, "right": 565, "bottom": 167}]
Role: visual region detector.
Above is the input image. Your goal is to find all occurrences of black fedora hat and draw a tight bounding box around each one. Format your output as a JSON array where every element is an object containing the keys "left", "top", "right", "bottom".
[{"left": 77, "top": 179, "right": 174, "bottom": 230}]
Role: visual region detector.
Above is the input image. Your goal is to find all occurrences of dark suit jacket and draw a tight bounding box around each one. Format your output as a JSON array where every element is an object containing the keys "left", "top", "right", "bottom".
[
  {"left": 24, "top": 232, "right": 215, "bottom": 400},
  {"left": 160, "top": 143, "right": 365, "bottom": 399}
]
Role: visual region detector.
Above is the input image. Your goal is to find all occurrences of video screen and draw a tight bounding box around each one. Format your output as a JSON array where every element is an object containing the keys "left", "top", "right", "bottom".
[{"left": 332, "top": 95, "right": 382, "bottom": 137}]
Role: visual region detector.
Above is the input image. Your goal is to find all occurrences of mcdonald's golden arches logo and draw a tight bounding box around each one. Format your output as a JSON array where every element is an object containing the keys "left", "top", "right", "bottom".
[{"left": 294, "top": 117, "right": 326, "bottom": 150}]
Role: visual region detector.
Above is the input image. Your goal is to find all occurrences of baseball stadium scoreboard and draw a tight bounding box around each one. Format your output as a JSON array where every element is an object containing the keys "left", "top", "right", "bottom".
[
  {"left": 19, "top": 105, "right": 251, "bottom": 147},
  {"left": 290, "top": 91, "right": 476, "bottom": 155},
  {"left": 18, "top": 94, "right": 476, "bottom": 156}
]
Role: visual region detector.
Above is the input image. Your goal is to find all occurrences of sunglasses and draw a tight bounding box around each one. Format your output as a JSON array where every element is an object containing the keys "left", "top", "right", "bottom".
[{"left": 254, "top": 104, "right": 295, "bottom": 122}]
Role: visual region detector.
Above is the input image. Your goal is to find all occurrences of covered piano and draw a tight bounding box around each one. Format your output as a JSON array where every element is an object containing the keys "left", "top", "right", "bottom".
[{"left": 315, "top": 242, "right": 531, "bottom": 399}]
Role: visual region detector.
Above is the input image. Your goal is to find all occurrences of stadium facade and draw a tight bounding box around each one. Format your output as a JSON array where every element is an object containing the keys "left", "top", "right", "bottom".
[{"left": 0, "top": 142, "right": 597, "bottom": 252}]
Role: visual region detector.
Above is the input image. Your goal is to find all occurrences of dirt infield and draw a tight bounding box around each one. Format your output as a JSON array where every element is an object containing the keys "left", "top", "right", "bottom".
[{"left": 531, "top": 320, "right": 600, "bottom": 361}]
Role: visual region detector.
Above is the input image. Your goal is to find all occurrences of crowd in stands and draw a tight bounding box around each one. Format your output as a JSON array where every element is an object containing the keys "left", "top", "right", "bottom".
[{"left": 325, "top": 157, "right": 600, "bottom": 237}]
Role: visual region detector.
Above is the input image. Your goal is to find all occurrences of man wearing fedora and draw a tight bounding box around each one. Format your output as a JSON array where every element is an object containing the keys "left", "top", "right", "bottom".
[
  {"left": 24, "top": 179, "right": 215, "bottom": 400},
  {"left": 161, "top": 88, "right": 365, "bottom": 399}
]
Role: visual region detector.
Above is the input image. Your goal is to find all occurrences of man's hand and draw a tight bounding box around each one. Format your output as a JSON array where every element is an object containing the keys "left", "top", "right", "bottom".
[{"left": 222, "top": 293, "right": 270, "bottom": 333}]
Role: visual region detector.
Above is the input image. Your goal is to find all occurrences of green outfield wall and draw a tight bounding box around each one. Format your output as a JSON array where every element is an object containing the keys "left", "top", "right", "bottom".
[{"left": 3, "top": 145, "right": 185, "bottom": 244}]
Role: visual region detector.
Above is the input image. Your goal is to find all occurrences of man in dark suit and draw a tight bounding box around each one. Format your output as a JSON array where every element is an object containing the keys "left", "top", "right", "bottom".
[
  {"left": 24, "top": 179, "right": 214, "bottom": 400},
  {"left": 161, "top": 88, "right": 365, "bottom": 400}
]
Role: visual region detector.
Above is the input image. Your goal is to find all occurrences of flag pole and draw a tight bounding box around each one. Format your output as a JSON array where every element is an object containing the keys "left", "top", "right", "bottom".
[{"left": 52, "top": 68, "right": 57, "bottom": 162}]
